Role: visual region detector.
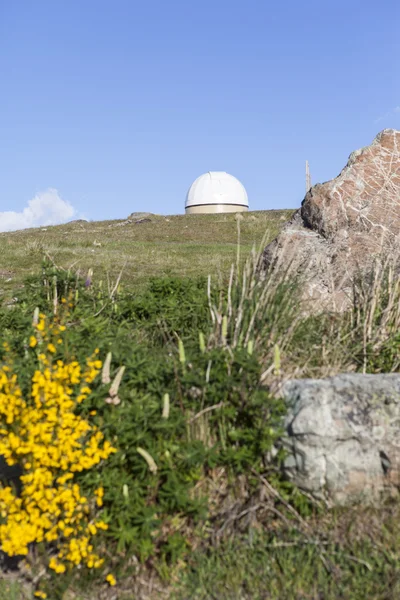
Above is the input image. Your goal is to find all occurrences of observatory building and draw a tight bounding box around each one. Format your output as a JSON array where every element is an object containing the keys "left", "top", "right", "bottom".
[{"left": 185, "top": 171, "right": 249, "bottom": 214}]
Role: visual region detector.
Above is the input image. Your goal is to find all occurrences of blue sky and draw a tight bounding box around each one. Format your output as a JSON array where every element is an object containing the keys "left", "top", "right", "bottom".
[{"left": 1, "top": 0, "right": 399, "bottom": 229}]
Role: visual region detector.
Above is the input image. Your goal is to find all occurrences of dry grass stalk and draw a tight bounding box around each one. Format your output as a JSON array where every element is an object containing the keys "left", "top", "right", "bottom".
[
  {"left": 207, "top": 225, "right": 303, "bottom": 386},
  {"left": 162, "top": 393, "right": 170, "bottom": 419},
  {"left": 101, "top": 351, "right": 112, "bottom": 384},
  {"left": 136, "top": 448, "right": 158, "bottom": 473}
]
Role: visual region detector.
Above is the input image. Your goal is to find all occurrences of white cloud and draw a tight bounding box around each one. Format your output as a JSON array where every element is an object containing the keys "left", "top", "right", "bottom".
[{"left": 0, "top": 189, "right": 76, "bottom": 233}]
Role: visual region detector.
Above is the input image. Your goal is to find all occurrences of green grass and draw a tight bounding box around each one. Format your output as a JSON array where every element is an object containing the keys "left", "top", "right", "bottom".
[
  {"left": 3, "top": 515, "right": 400, "bottom": 600},
  {"left": 0, "top": 210, "right": 294, "bottom": 300},
  {"left": 0, "top": 579, "right": 27, "bottom": 600},
  {"left": 172, "top": 537, "right": 397, "bottom": 600},
  {"left": 173, "top": 502, "right": 400, "bottom": 600}
]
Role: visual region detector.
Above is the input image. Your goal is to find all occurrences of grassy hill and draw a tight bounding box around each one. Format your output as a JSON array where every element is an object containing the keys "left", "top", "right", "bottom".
[{"left": 0, "top": 209, "right": 294, "bottom": 299}]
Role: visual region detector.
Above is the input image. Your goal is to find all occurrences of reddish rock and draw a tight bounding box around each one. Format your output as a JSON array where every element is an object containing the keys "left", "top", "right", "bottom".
[{"left": 263, "top": 129, "right": 400, "bottom": 311}]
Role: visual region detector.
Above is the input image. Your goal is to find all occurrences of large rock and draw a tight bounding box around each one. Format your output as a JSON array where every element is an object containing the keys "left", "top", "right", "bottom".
[
  {"left": 263, "top": 129, "right": 400, "bottom": 311},
  {"left": 127, "top": 212, "right": 155, "bottom": 220},
  {"left": 280, "top": 373, "right": 400, "bottom": 505}
]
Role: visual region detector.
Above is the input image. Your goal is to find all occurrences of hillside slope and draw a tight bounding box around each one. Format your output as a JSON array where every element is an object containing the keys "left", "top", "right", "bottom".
[{"left": 0, "top": 209, "right": 294, "bottom": 297}]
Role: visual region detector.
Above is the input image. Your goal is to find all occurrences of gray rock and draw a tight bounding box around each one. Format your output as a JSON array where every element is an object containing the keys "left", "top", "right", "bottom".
[
  {"left": 280, "top": 373, "right": 400, "bottom": 505},
  {"left": 111, "top": 220, "right": 132, "bottom": 227},
  {"left": 127, "top": 212, "right": 155, "bottom": 220}
]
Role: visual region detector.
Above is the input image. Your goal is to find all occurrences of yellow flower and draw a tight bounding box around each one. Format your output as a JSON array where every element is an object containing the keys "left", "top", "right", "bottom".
[
  {"left": 34, "top": 592, "right": 47, "bottom": 599},
  {"left": 36, "top": 319, "right": 45, "bottom": 332},
  {"left": 0, "top": 313, "right": 117, "bottom": 575},
  {"left": 106, "top": 574, "right": 117, "bottom": 586},
  {"left": 29, "top": 336, "right": 38, "bottom": 348},
  {"left": 49, "top": 557, "right": 66, "bottom": 573}
]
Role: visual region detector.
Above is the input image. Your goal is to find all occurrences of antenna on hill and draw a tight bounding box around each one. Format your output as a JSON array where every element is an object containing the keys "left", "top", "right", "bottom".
[{"left": 305, "top": 160, "right": 312, "bottom": 193}]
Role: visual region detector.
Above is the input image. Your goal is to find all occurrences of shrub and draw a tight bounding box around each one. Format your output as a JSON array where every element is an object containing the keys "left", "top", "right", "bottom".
[
  {"left": 0, "top": 261, "right": 289, "bottom": 596},
  {"left": 115, "top": 275, "right": 212, "bottom": 344},
  {"left": 0, "top": 309, "right": 116, "bottom": 596}
]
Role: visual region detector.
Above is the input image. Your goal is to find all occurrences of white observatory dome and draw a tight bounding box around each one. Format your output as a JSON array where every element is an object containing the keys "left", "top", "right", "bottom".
[{"left": 185, "top": 171, "right": 249, "bottom": 214}]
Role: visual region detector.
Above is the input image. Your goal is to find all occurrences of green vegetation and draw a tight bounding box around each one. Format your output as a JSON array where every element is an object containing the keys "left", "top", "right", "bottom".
[
  {"left": 173, "top": 504, "right": 400, "bottom": 600},
  {"left": 1, "top": 213, "right": 400, "bottom": 598},
  {"left": 0, "top": 210, "right": 293, "bottom": 302},
  {"left": 1, "top": 258, "right": 289, "bottom": 598},
  {"left": 0, "top": 580, "right": 25, "bottom": 600}
]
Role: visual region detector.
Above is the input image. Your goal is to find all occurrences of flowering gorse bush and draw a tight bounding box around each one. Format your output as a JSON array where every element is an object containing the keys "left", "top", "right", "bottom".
[
  {"left": 0, "top": 311, "right": 116, "bottom": 578},
  {"left": 0, "top": 265, "right": 290, "bottom": 596}
]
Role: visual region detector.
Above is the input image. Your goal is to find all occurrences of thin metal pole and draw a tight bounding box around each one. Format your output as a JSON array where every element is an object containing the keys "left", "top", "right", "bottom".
[{"left": 306, "top": 160, "right": 311, "bottom": 193}]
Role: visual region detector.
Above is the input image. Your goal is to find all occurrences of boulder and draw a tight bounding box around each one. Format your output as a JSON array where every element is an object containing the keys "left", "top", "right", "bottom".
[
  {"left": 280, "top": 373, "right": 400, "bottom": 505},
  {"left": 127, "top": 212, "right": 155, "bottom": 220},
  {"left": 263, "top": 129, "right": 400, "bottom": 311}
]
